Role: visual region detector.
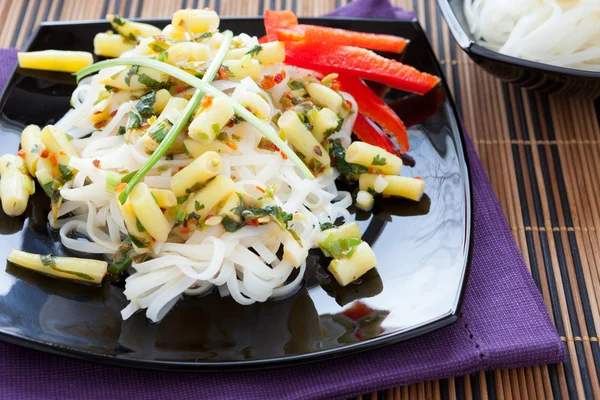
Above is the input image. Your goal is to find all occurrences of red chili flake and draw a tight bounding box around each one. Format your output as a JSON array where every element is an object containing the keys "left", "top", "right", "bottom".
[
  {"left": 205, "top": 214, "right": 214, "bottom": 220},
  {"left": 255, "top": 186, "right": 265, "bottom": 193},
  {"left": 261, "top": 75, "right": 276, "bottom": 90},
  {"left": 188, "top": 218, "right": 198, "bottom": 226},
  {"left": 110, "top": 109, "right": 118, "bottom": 117},
  {"left": 415, "top": 176, "right": 422, "bottom": 180},
  {"left": 227, "top": 120, "right": 235, "bottom": 128},
  {"left": 343, "top": 100, "right": 352, "bottom": 110},
  {"left": 217, "top": 66, "right": 229, "bottom": 80},
  {"left": 180, "top": 226, "right": 190, "bottom": 234},
  {"left": 178, "top": 166, "right": 185, "bottom": 171},
  {"left": 284, "top": 93, "right": 293, "bottom": 100},
  {"left": 280, "top": 151, "right": 288, "bottom": 160},
  {"left": 368, "top": 167, "right": 377, "bottom": 174},
  {"left": 226, "top": 140, "right": 238, "bottom": 150},
  {"left": 140, "top": 123, "right": 151, "bottom": 130},
  {"left": 17, "top": 149, "right": 25, "bottom": 158},
  {"left": 273, "top": 73, "right": 283, "bottom": 84},
  {"left": 59, "top": 151, "right": 66, "bottom": 156},
  {"left": 49, "top": 152, "right": 58, "bottom": 167},
  {"left": 39, "top": 149, "right": 48, "bottom": 158},
  {"left": 94, "top": 120, "right": 108, "bottom": 129},
  {"left": 245, "top": 106, "right": 253, "bottom": 113},
  {"left": 314, "top": 145, "right": 322, "bottom": 157},
  {"left": 246, "top": 219, "right": 259, "bottom": 227},
  {"left": 92, "top": 159, "right": 101, "bottom": 168},
  {"left": 175, "top": 85, "right": 186, "bottom": 94},
  {"left": 115, "top": 183, "right": 127, "bottom": 192},
  {"left": 201, "top": 94, "right": 213, "bottom": 109},
  {"left": 280, "top": 70, "right": 286, "bottom": 79},
  {"left": 331, "top": 80, "right": 341, "bottom": 91},
  {"left": 93, "top": 110, "right": 103, "bottom": 115}
]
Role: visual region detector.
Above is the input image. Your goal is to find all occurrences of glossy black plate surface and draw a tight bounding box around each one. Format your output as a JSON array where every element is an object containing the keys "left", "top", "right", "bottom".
[
  {"left": 438, "top": 0, "right": 600, "bottom": 98},
  {"left": 0, "top": 17, "right": 472, "bottom": 370}
]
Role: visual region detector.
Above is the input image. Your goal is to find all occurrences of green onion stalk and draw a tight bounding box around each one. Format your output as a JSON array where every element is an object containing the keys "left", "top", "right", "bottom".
[{"left": 75, "top": 36, "right": 314, "bottom": 203}]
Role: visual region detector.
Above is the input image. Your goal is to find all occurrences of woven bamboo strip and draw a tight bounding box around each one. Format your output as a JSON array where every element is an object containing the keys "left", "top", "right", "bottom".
[{"left": 3, "top": 0, "right": 600, "bottom": 398}]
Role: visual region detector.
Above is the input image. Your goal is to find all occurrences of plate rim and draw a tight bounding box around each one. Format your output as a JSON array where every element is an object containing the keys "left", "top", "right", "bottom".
[{"left": 0, "top": 16, "right": 473, "bottom": 370}]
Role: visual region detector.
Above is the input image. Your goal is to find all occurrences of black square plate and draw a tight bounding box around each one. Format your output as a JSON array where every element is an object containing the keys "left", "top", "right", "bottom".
[{"left": 0, "top": 17, "right": 472, "bottom": 370}]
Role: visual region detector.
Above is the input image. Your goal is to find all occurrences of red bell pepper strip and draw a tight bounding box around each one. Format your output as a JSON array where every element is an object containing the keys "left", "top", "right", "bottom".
[
  {"left": 278, "top": 26, "right": 408, "bottom": 54},
  {"left": 352, "top": 114, "right": 399, "bottom": 156},
  {"left": 285, "top": 42, "right": 440, "bottom": 95},
  {"left": 264, "top": 11, "right": 407, "bottom": 53},
  {"left": 337, "top": 75, "right": 409, "bottom": 153},
  {"left": 258, "top": 35, "right": 268, "bottom": 44},
  {"left": 264, "top": 10, "right": 298, "bottom": 41}
]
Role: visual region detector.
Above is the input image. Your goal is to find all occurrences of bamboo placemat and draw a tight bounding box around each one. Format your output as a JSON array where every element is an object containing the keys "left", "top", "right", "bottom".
[{"left": 1, "top": 0, "right": 599, "bottom": 398}]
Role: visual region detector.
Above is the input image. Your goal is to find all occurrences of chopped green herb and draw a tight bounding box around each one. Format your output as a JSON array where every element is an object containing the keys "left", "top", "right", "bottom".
[
  {"left": 246, "top": 45, "right": 263, "bottom": 57},
  {"left": 148, "top": 119, "right": 173, "bottom": 144},
  {"left": 40, "top": 254, "right": 56, "bottom": 266},
  {"left": 323, "top": 117, "right": 344, "bottom": 139},
  {"left": 175, "top": 207, "right": 186, "bottom": 222},
  {"left": 135, "top": 91, "right": 156, "bottom": 118},
  {"left": 194, "top": 32, "right": 213, "bottom": 41},
  {"left": 124, "top": 65, "right": 139, "bottom": 86},
  {"left": 221, "top": 215, "right": 245, "bottom": 232},
  {"left": 135, "top": 218, "right": 146, "bottom": 232},
  {"left": 327, "top": 139, "right": 368, "bottom": 180},
  {"left": 137, "top": 73, "right": 167, "bottom": 90},
  {"left": 320, "top": 222, "right": 335, "bottom": 231},
  {"left": 195, "top": 200, "right": 205, "bottom": 211},
  {"left": 148, "top": 39, "right": 169, "bottom": 53},
  {"left": 127, "top": 32, "right": 137, "bottom": 43},
  {"left": 112, "top": 15, "right": 126, "bottom": 26},
  {"left": 127, "top": 111, "right": 142, "bottom": 130},
  {"left": 129, "top": 235, "right": 147, "bottom": 248},
  {"left": 58, "top": 164, "right": 73, "bottom": 181},
  {"left": 288, "top": 80, "right": 305, "bottom": 91},
  {"left": 166, "top": 154, "right": 174, "bottom": 160},
  {"left": 117, "top": 126, "right": 126, "bottom": 135},
  {"left": 65, "top": 133, "right": 73, "bottom": 141},
  {"left": 372, "top": 154, "right": 387, "bottom": 166},
  {"left": 211, "top": 123, "right": 220, "bottom": 137},
  {"left": 176, "top": 195, "right": 189, "bottom": 204},
  {"left": 108, "top": 237, "right": 133, "bottom": 275},
  {"left": 319, "top": 235, "right": 362, "bottom": 259},
  {"left": 157, "top": 165, "right": 169, "bottom": 172}
]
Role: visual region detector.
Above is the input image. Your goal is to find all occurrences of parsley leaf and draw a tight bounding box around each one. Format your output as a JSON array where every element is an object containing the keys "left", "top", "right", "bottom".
[
  {"left": 58, "top": 164, "right": 73, "bottom": 181},
  {"left": 117, "top": 126, "right": 126, "bottom": 135},
  {"left": 195, "top": 200, "right": 205, "bottom": 211},
  {"left": 221, "top": 215, "right": 245, "bottom": 232},
  {"left": 135, "top": 91, "right": 156, "bottom": 118},
  {"left": 138, "top": 73, "right": 168, "bottom": 90},
  {"left": 126, "top": 111, "right": 142, "bottom": 130},
  {"left": 287, "top": 80, "right": 305, "bottom": 91},
  {"left": 124, "top": 65, "right": 139, "bottom": 86},
  {"left": 327, "top": 139, "right": 368, "bottom": 181},
  {"left": 246, "top": 45, "right": 263, "bottom": 57},
  {"left": 320, "top": 222, "right": 335, "bottom": 231},
  {"left": 372, "top": 154, "right": 387, "bottom": 166}
]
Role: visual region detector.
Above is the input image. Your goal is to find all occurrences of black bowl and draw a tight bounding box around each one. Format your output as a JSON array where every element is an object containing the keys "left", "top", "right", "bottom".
[{"left": 437, "top": 0, "right": 600, "bottom": 98}]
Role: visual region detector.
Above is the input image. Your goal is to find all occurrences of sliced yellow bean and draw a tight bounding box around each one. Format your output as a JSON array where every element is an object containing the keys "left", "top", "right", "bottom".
[
  {"left": 172, "top": 9, "right": 220, "bottom": 34},
  {"left": 165, "top": 42, "right": 209, "bottom": 64},
  {"left": 17, "top": 50, "right": 93, "bottom": 73},
  {"left": 278, "top": 110, "right": 330, "bottom": 173},
  {"left": 183, "top": 138, "right": 233, "bottom": 158},
  {"left": 149, "top": 188, "right": 177, "bottom": 208},
  {"left": 328, "top": 242, "right": 376, "bottom": 286},
  {"left": 170, "top": 151, "right": 222, "bottom": 197},
  {"left": 98, "top": 66, "right": 168, "bottom": 91},
  {"left": 0, "top": 155, "right": 34, "bottom": 216},
  {"left": 188, "top": 96, "right": 234, "bottom": 144},
  {"left": 306, "top": 83, "right": 342, "bottom": 113},
  {"left": 8, "top": 249, "right": 107, "bottom": 284},
  {"left": 346, "top": 141, "right": 402, "bottom": 175},
  {"left": 222, "top": 59, "right": 261, "bottom": 81},
  {"left": 225, "top": 41, "right": 285, "bottom": 66},
  {"left": 116, "top": 195, "right": 152, "bottom": 250},
  {"left": 93, "top": 32, "right": 136, "bottom": 58},
  {"left": 129, "top": 182, "right": 171, "bottom": 242},
  {"left": 107, "top": 14, "right": 162, "bottom": 39},
  {"left": 185, "top": 175, "right": 235, "bottom": 221},
  {"left": 359, "top": 174, "right": 425, "bottom": 201},
  {"left": 20, "top": 125, "right": 44, "bottom": 174}
]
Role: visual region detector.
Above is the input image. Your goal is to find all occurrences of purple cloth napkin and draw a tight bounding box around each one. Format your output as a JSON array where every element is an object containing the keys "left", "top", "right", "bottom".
[{"left": 0, "top": 2, "right": 565, "bottom": 397}]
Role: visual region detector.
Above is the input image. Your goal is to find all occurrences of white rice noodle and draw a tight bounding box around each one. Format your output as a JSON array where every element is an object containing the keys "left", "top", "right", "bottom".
[{"left": 464, "top": 0, "right": 600, "bottom": 71}]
